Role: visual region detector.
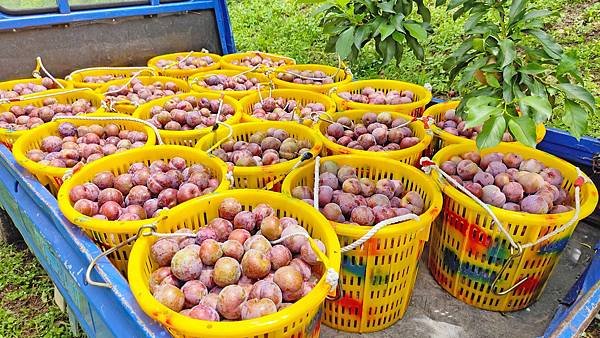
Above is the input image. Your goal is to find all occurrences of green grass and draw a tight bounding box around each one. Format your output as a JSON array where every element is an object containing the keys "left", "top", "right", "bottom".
[
  {"left": 0, "top": 243, "right": 74, "bottom": 338},
  {"left": 228, "top": 0, "right": 600, "bottom": 137}
]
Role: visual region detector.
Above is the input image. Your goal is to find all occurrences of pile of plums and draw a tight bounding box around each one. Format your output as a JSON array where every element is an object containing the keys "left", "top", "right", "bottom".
[
  {"left": 291, "top": 161, "right": 425, "bottom": 225},
  {"left": 324, "top": 112, "right": 420, "bottom": 151},
  {"left": 0, "top": 98, "right": 97, "bottom": 131},
  {"left": 0, "top": 77, "right": 60, "bottom": 99},
  {"left": 440, "top": 151, "right": 572, "bottom": 214},
  {"left": 145, "top": 96, "right": 236, "bottom": 131},
  {"left": 276, "top": 70, "right": 334, "bottom": 85},
  {"left": 337, "top": 87, "right": 414, "bottom": 105},
  {"left": 437, "top": 108, "right": 514, "bottom": 141},
  {"left": 103, "top": 78, "right": 184, "bottom": 106},
  {"left": 25, "top": 122, "right": 148, "bottom": 168},
  {"left": 251, "top": 97, "right": 326, "bottom": 122},
  {"left": 148, "top": 198, "right": 325, "bottom": 321},
  {"left": 154, "top": 55, "right": 216, "bottom": 70},
  {"left": 68, "top": 158, "right": 220, "bottom": 220},
  {"left": 83, "top": 74, "right": 127, "bottom": 84},
  {"left": 212, "top": 128, "right": 312, "bottom": 166},
  {"left": 197, "top": 74, "right": 262, "bottom": 91},
  {"left": 230, "top": 55, "right": 287, "bottom": 68}
]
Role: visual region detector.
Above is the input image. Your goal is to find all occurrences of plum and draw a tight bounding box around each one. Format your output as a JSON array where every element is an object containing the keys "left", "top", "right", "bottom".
[
  {"left": 252, "top": 204, "right": 274, "bottom": 225},
  {"left": 549, "top": 205, "right": 573, "bottom": 214},
  {"left": 240, "top": 298, "right": 277, "bottom": 320},
  {"left": 199, "top": 239, "right": 223, "bottom": 266},
  {"left": 480, "top": 153, "right": 504, "bottom": 170},
  {"left": 485, "top": 161, "right": 508, "bottom": 176},
  {"left": 494, "top": 173, "right": 511, "bottom": 189},
  {"left": 188, "top": 304, "right": 220, "bottom": 321},
  {"left": 540, "top": 167, "right": 563, "bottom": 187},
  {"left": 502, "top": 202, "right": 521, "bottom": 211},
  {"left": 219, "top": 198, "right": 242, "bottom": 221},
  {"left": 260, "top": 215, "right": 283, "bottom": 241},
  {"left": 319, "top": 172, "right": 339, "bottom": 190},
  {"left": 441, "top": 161, "right": 457, "bottom": 175},
  {"left": 199, "top": 268, "right": 216, "bottom": 290},
  {"left": 208, "top": 218, "right": 233, "bottom": 242},
  {"left": 322, "top": 203, "right": 343, "bottom": 222},
  {"left": 481, "top": 185, "right": 506, "bottom": 207},
  {"left": 181, "top": 280, "right": 208, "bottom": 308},
  {"left": 151, "top": 238, "right": 180, "bottom": 267},
  {"left": 503, "top": 153, "right": 523, "bottom": 168},
  {"left": 228, "top": 229, "right": 251, "bottom": 245},
  {"left": 457, "top": 160, "right": 480, "bottom": 180},
  {"left": 281, "top": 225, "right": 308, "bottom": 253},
  {"left": 213, "top": 257, "right": 242, "bottom": 287},
  {"left": 464, "top": 182, "right": 483, "bottom": 199},
  {"left": 400, "top": 191, "right": 424, "bottom": 214},
  {"left": 249, "top": 280, "right": 283, "bottom": 306},
  {"left": 241, "top": 249, "right": 271, "bottom": 279},
  {"left": 473, "top": 172, "right": 494, "bottom": 186},
  {"left": 516, "top": 172, "right": 545, "bottom": 194},
  {"left": 520, "top": 195, "right": 549, "bottom": 214},
  {"left": 462, "top": 151, "right": 481, "bottom": 164},
  {"left": 153, "top": 284, "right": 185, "bottom": 312},
  {"left": 350, "top": 206, "right": 375, "bottom": 225},
  {"left": 221, "top": 240, "right": 244, "bottom": 261},
  {"left": 171, "top": 245, "right": 203, "bottom": 281},
  {"left": 216, "top": 285, "right": 247, "bottom": 320},
  {"left": 273, "top": 266, "right": 303, "bottom": 293},
  {"left": 244, "top": 235, "right": 272, "bottom": 254},
  {"left": 299, "top": 239, "right": 326, "bottom": 265},
  {"left": 73, "top": 199, "right": 98, "bottom": 217}
]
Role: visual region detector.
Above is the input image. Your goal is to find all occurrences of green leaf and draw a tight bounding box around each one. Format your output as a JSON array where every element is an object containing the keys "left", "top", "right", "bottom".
[
  {"left": 503, "top": 65, "right": 516, "bottom": 84},
  {"left": 562, "top": 99, "right": 588, "bottom": 139},
  {"left": 523, "top": 9, "right": 552, "bottom": 21},
  {"left": 403, "top": 22, "right": 427, "bottom": 42},
  {"left": 378, "top": 37, "right": 397, "bottom": 65},
  {"left": 447, "top": 0, "right": 468, "bottom": 10},
  {"left": 557, "top": 53, "right": 583, "bottom": 83},
  {"left": 335, "top": 27, "right": 355, "bottom": 59},
  {"left": 464, "top": 105, "right": 502, "bottom": 129},
  {"left": 472, "top": 38, "right": 485, "bottom": 51},
  {"left": 556, "top": 83, "right": 597, "bottom": 112},
  {"left": 354, "top": 25, "right": 372, "bottom": 48},
  {"left": 376, "top": 23, "right": 396, "bottom": 41},
  {"left": 392, "top": 31, "right": 405, "bottom": 44},
  {"left": 377, "top": 0, "right": 396, "bottom": 13},
  {"left": 503, "top": 79, "right": 515, "bottom": 102},
  {"left": 508, "top": 116, "right": 537, "bottom": 147},
  {"left": 458, "top": 57, "right": 487, "bottom": 88},
  {"left": 464, "top": 11, "right": 485, "bottom": 31},
  {"left": 520, "top": 95, "right": 552, "bottom": 123},
  {"left": 477, "top": 115, "right": 506, "bottom": 149},
  {"left": 392, "top": 13, "right": 406, "bottom": 31},
  {"left": 415, "top": 0, "right": 432, "bottom": 22},
  {"left": 508, "top": 0, "right": 526, "bottom": 27},
  {"left": 451, "top": 38, "right": 474, "bottom": 59},
  {"left": 467, "top": 95, "right": 499, "bottom": 108},
  {"left": 520, "top": 63, "right": 546, "bottom": 74},
  {"left": 526, "top": 29, "right": 563, "bottom": 59},
  {"left": 395, "top": 41, "right": 405, "bottom": 66},
  {"left": 485, "top": 73, "right": 501, "bottom": 88},
  {"left": 405, "top": 34, "right": 425, "bottom": 60},
  {"left": 499, "top": 39, "right": 516, "bottom": 68}
]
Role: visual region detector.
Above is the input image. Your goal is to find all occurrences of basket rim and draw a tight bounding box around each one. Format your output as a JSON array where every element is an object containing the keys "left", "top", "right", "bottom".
[
  {"left": 238, "top": 88, "right": 337, "bottom": 123},
  {"left": 188, "top": 69, "right": 272, "bottom": 99},
  {"left": 0, "top": 77, "right": 72, "bottom": 90},
  {"left": 56, "top": 145, "right": 230, "bottom": 233},
  {"left": 317, "top": 109, "right": 433, "bottom": 158},
  {"left": 330, "top": 79, "right": 432, "bottom": 111},
  {"left": 67, "top": 67, "right": 158, "bottom": 88},
  {"left": 282, "top": 154, "right": 443, "bottom": 238},
  {"left": 269, "top": 64, "right": 353, "bottom": 92},
  {"left": 132, "top": 92, "right": 243, "bottom": 139},
  {"left": 220, "top": 52, "right": 296, "bottom": 72},
  {"left": 127, "top": 189, "right": 341, "bottom": 337},
  {"left": 0, "top": 89, "right": 106, "bottom": 138},
  {"left": 12, "top": 113, "right": 157, "bottom": 180},
  {"left": 96, "top": 76, "right": 191, "bottom": 110},
  {"left": 423, "top": 100, "right": 547, "bottom": 144},
  {"left": 147, "top": 52, "right": 222, "bottom": 76},
  {"left": 195, "top": 121, "right": 324, "bottom": 176},
  {"left": 431, "top": 143, "right": 598, "bottom": 223}
]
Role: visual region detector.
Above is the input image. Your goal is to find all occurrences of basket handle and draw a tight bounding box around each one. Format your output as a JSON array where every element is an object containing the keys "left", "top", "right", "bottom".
[
  {"left": 65, "top": 67, "right": 157, "bottom": 81},
  {"left": 0, "top": 88, "right": 94, "bottom": 104},
  {"left": 262, "top": 151, "right": 315, "bottom": 191},
  {"left": 51, "top": 114, "right": 164, "bottom": 145},
  {"left": 32, "top": 56, "right": 65, "bottom": 89}
]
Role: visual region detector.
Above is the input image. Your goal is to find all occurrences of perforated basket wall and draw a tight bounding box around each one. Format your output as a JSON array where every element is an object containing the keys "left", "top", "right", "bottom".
[
  {"left": 428, "top": 143, "right": 598, "bottom": 311},
  {"left": 282, "top": 155, "right": 443, "bottom": 333},
  {"left": 317, "top": 110, "right": 432, "bottom": 166},
  {"left": 127, "top": 189, "right": 341, "bottom": 338},
  {"left": 56, "top": 145, "right": 229, "bottom": 275}
]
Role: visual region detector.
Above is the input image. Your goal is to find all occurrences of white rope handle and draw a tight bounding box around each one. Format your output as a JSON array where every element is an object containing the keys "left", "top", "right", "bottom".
[
  {"left": 51, "top": 115, "right": 164, "bottom": 145},
  {"left": 313, "top": 156, "right": 321, "bottom": 210},
  {"left": 34, "top": 56, "right": 65, "bottom": 89},
  {"left": 66, "top": 67, "right": 156, "bottom": 81},
  {"left": 163, "top": 50, "right": 195, "bottom": 70},
  {"left": 341, "top": 214, "right": 420, "bottom": 253},
  {"left": 420, "top": 157, "right": 584, "bottom": 250}
]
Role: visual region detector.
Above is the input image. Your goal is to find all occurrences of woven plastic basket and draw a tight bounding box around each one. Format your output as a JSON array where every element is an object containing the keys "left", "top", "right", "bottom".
[
  {"left": 330, "top": 79, "right": 432, "bottom": 117},
  {"left": 128, "top": 189, "right": 341, "bottom": 338},
  {"left": 221, "top": 51, "right": 296, "bottom": 73},
  {"left": 132, "top": 92, "right": 242, "bottom": 147},
  {"left": 0, "top": 77, "right": 72, "bottom": 97},
  {"left": 56, "top": 145, "right": 229, "bottom": 275},
  {"left": 12, "top": 114, "right": 156, "bottom": 195},
  {"left": 238, "top": 88, "right": 336, "bottom": 125},
  {"left": 0, "top": 89, "right": 104, "bottom": 151},
  {"left": 282, "top": 155, "right": 443, "bottom": 332},
  {"left": 66, "top": 67, "right": 157, "bottom": 90},
  {"left": 196, "top": 121, "right": 323, "bottom": 189},
  {"left": 423, "top": 101, "right": 547, "bottom": 154},
  {"left": 428, "top": 143, "right": 598, "bottom": 312},
  {"left": 317, "top": 110, "right": 432, "bottom": 166},
  {"left": 147, "top": 52, "right": 222, "bottom": 80},
  {"left": 96, "top": 76, "right": 190, "bottom": 115},
  {"left": 270, "top": 64, "right": 352, "bottom": 94},
  {"left": 188, "top": 69, "right": 272, "bottom": 100}
]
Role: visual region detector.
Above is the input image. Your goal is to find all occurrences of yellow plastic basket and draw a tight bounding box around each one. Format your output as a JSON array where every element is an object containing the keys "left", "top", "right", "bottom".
[
  {"left": 66, "top": 67, "right": 157, "bottom": 90},
  {"left": 0, "top": 77, "right": 72, "bottom": 97},
  {"left": 196, "top": 121, "right": 323, "bottom": 189},
  {"left": 330, "top": 79, "right": 432, "bottom": 117},
  {"left": 96, "top": 76, "right": 191, "bottom": 115},
  {"left": 221, "top": 51, "right": 296, "bottom": 73},
  {"left": 132, "top": 92, "right": 242, "bottom": 147},
  {"left": 423, "top": 101, "right": 547, "bottom": 154},
  {"left": 282, "top": 155, "right": 443, "bottom": 333},
  {"left": 56, "top": 145, "right": 229, "bottom": 275},
  {"left": 270, "top": 64, "right": 353, "bottom": 94},
  {"left": 0, "top": 89, "right": 105, "bottom": 151},
  {"left": 239, "top": 89, "right": 336, "bottom": 125},
  {"left": 428, "top": 143, "right": 598, "bottom": 312},
  {"left": 128, "top": 189, "right": 341, "bottom": 338},
  {"left": 147, "top": 52, "right": 222, "bottom": 80},
  {"left": 12, "top": 114, "right": 156, "bottom": 195},
  {"left": 317, "top": 110, "right": 432, "bottom": 166},
  {"left": 188, "top": 69, "right": 272, "bottom": 100}
]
